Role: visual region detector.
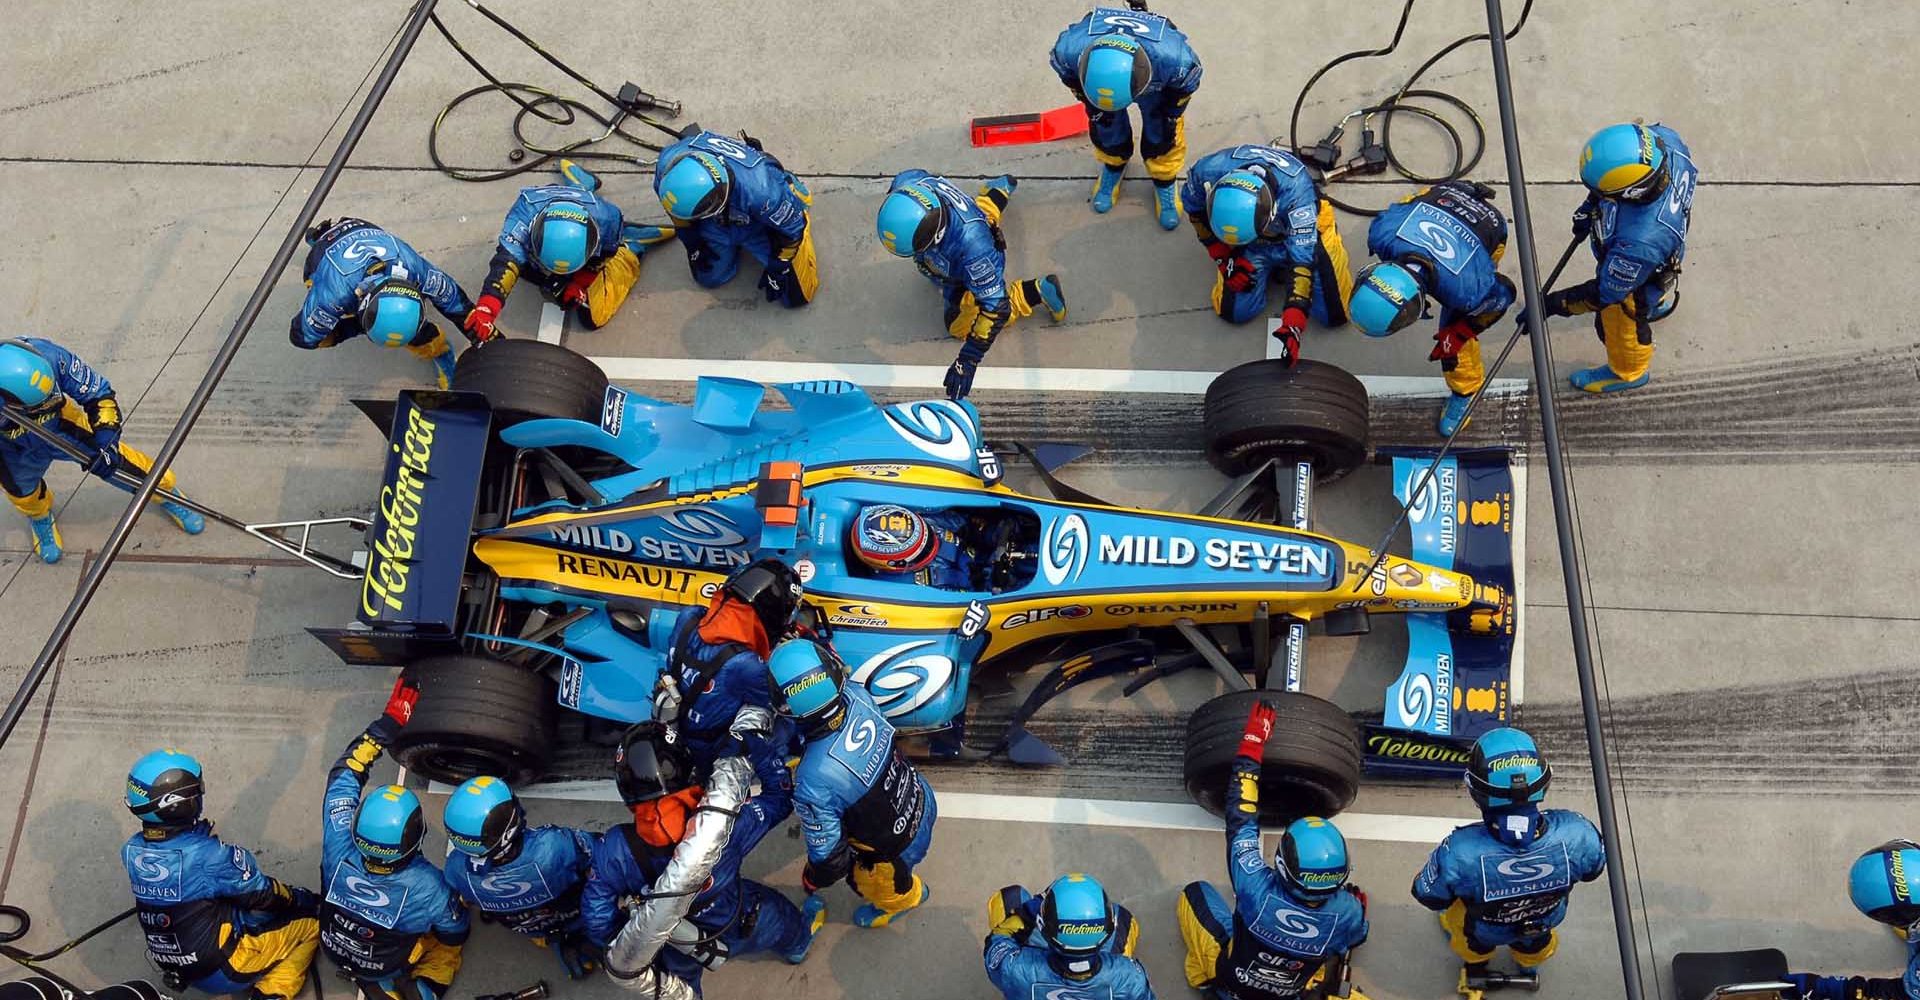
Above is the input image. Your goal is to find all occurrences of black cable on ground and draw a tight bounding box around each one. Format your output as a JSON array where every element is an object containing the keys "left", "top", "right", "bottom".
[
  {"left": 425, "top": 7, "right": 680, "bottom": 182},
  {"left": 1285, "top": 0, "right": 1535, "bottom": 215}
]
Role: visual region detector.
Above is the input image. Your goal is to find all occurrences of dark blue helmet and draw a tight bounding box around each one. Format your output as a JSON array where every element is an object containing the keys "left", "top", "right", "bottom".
[
  {"left": 1467, "top": 727, "right": 1552, "bottom": 810},
  {"left": 356, "top": 278, "right": 424, "bottom": 348},
  {"left": 354, "top": 784, "right": 425, "bottom": 871},
  {"left": 1040, "top": 873, "right": 1112, "bottom": 980},
  {"left": 614, "top": 722, "right": 695, "bottom": 807},
  {"left": 126, "top": 749, "right": 204, "bottom": 828},
  {"left": 443, "top": 776, "right": 525, "bottom": 864},
  {"left": 1849, "top": 839, "right": 1920, "bottom": 928},
  {"left": 1276, "top": 817, "right": 1350, "bottom": 901}
]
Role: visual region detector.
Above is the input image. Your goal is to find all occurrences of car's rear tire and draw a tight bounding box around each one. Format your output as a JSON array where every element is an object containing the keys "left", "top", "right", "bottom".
[
  {"left": 1202, "top": 359, "right": 1370, "bottom": 481},
  {"left": 453, "top": 338, "right": 609, "bottom": 428},
  {"left": 390, "top": 655, "right": 557, "bottom": 785},
  {"left": 1183, "top": 690, "right": 1363, "bottom": 821}
]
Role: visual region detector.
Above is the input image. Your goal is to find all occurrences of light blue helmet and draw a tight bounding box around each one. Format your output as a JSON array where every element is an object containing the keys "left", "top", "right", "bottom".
[
  {"left": 530, "top": 201, "right": 597, "bottom": 275},
  {"left": 1349, "top": 262, "right": 1427, "bottom": 337},
  {"left": 353, "top": 784, "right": 425, "bottom": 870},
  {"left": 0, "top": 341, "right": 59, "bottom": 409},
  {"left": 766, "top": 638, "right": 846, "bottom": 727},
  {"left": 1467, "top": 727, "right": 1551, "bottom": 809},
  {"left": 1277, "top": 817, "right": 1350, "bottom": 901},
  {"left": 443, "top": 776, "right": 525, "bottom": 863},
  {"left": 876, "top": 182, "right": 947, "bottom": 257},
  {"left": 126, "top": 749, "right": 204, "bottom": 827},
  {"left": 1040, "top": 873, "right": 1114, "bottom": 955},
  {"left": 1849, "top": 840, "right": 1920, "bottom": 928},
  {"left": 1207, "top": 170, "right": 1276, "bottom": 247},
  {"left": 1078, "top": 37, "right": 1150, "bottom": 112},
  {"left": 1579, "top": 123, "right": 1666, "bottom": 199},
  {"left": 657, "top": 152, "right": 731, "bottom": 222},
  {"left": 356, "top": 279, "right": 424, "bottom": 348}
]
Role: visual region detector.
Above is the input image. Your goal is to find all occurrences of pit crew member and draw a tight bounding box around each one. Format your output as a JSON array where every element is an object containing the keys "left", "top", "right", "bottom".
[
  {"left": 122, "top": 750, "right": 320, "bottom": 1000},
  {"left": 441, "top": 777, "right": 601, "bottom": 979},
  {"left": 653, "top": 129, "right": 819, "bottom": 307},
  {"left": 985, "top": 873, "right": 1156, "bottom": 999},
  {"left": 292, "top": 218, "right": 475, "bottom": 389},
  {"left": 655, "top": 557, "right": 804, "bottom": 768},
  {"left": 1783, "top": 839, "right": 1920, "bottom": 1000}
]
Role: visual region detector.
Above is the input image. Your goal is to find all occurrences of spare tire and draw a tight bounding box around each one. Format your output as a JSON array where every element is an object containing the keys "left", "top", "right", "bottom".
[
  {"left": 1183, "top": 690, "right": 1363, "bottom": 821},
  {"left": 1202, "top": 359, "right": 1369, "bottom": 481},
  {"left": 453, "top": 338, "right": 609, "bottom": 428},
  {"left": 390, "top": 655, "right": 557, "bottom": 785}
]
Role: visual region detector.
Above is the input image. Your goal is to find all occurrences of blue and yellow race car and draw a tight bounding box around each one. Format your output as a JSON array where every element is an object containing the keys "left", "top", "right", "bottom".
[{"left": 313, "top": 341, "right": 1519, "bottom": 820}]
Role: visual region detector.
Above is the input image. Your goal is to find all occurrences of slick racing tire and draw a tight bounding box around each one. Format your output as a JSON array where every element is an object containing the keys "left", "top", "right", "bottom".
[
  {"left": 1202, "top": 359, "right": 1369, "bottom": 481},
  {"left": 453, "top": 338, "right": 609, "bottom": 429},
  {"left": 390, "top": 655, "right": 557, "bottom": 785},
  {"left": 1183, "top": 690, "right": 1363, "bottom": 821}
]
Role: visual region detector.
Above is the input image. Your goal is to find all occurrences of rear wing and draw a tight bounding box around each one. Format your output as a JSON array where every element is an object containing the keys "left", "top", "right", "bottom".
[
  {"left": 1363, "top": 447, "right": 1519, "bottom": 778},
  {"left": 309, "top": 390, "right": 493, "bottom": 666}
]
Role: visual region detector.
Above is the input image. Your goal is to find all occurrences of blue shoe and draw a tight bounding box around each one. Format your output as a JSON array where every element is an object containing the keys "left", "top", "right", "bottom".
[
  {"left": 1090, "top": 165, "right": 1124, "bottom": 213},
  {"left": 620, "top": 222, "right": 676, "bottom": 258},
  {"left": 783, "top": 896, "right": 827, "bottom": 964},
  {"left": 1154, "top": 182, "right": 1179, "bottom": 230},
  {"left": 1569, "top": 364, "right": 1650, "bottom": 393},
  {"left": 980, "top": 174, "right": 1017, "bottom": 199},
  {"left": 1436, "top": 392, "right": 1472, "bottom": 437},
  {"left": 558, "top": 158, "right": 600, "bottom": 192},
  {"left": 853, "top": 880, "right": 928, "bottom": 929},
  {"left": 1037, "top": 274, "right": 1067, "bottom": 322},
  {"left": 159, "top": 500, "right": 205, "bottom": 535},
  {"left": 28, "top": 515, "right": 61, "bottom": 564}
]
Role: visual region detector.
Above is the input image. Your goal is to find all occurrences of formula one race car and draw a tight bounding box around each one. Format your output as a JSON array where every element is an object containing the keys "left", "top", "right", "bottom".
[{"left": 310, "top": 341, "right": 1520, "bottom": 821}]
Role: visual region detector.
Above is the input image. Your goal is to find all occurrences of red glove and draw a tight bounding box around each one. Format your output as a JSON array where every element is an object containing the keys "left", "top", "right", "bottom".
[
  {"left": 1429, "top": 321, "right": 1476, "bottom": 363},
  {"left": 1221, "top": 257, "right": 1256, "bottom": 293},
  {"left": 463, "top": 294, "right": 503, "bottom": 342},
  {"left": 383, "top": 674, "right": 420, "bottom": 727},
  {"left": 559, "top": 270, "right": 597, "bottom": 309},
  {"left": 1237, "top": 700, "right": 1277, "bottom": 760},
  {"left": 1205, "top": 239, "right": 1236, "bottom": 262},
  {"left": 1278, "top": 307, "right": 1308, "bottom": 338}
]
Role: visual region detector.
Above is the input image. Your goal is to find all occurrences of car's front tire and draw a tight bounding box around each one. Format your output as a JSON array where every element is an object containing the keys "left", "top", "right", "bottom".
[
  {"left": 389, "top": 654, "right": 557, "bottom": 785},
  {"left": 1182, "top": 689, "right": 1364, "bottom": 821},
  {"left": 1202, "top": 359, "right": 1370, "bottom": 481}
]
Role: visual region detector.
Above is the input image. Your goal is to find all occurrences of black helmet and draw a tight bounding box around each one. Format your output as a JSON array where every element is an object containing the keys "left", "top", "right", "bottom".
[
  {"left": 614, "top": 722, "right": 696, "bottom": 807},
  {"left": 722, "top": 558, "right": 805, "bottom": 637}
]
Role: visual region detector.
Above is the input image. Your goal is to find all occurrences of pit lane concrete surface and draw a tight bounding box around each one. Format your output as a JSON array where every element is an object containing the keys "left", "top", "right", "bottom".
[{"left": 1, "top": 2, "right": 1916, "bottom": 998}]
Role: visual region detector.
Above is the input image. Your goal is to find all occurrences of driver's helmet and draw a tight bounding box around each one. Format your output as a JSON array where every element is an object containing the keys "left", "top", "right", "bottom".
[{"left": 852, "top": 504, "right": 939, "bottom": 574}]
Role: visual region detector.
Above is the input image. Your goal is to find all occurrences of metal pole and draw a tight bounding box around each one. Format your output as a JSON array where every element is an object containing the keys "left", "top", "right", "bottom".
[
  {"left": 0, "top": 0, "right": 443, "bottom": 749},
  {"left": 1481, "top": 2, "right": 1646, "bottom": 998}
]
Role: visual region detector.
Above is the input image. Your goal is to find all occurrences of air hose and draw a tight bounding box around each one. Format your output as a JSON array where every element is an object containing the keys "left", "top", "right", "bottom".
[
  {"left": 427, "top": 0, "right": 687, "bottom": 182},
  {"left": 1285, "top": 0, "right": 1537, "bottom": 215}
]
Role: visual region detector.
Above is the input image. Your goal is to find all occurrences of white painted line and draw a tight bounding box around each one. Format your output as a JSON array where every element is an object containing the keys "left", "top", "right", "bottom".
[
  {"left": 587, "top": 355, "right": 1527, "bottom": 399},
  {"left": 1265, "top": 317, "right": 1287, "bottom": 361},
  {"left": 471, "top": 778, "right": 1469, "bottom": 844},
  {"left": 1510, "top": 455, "right": 1528, "bottom": 707},
  {"left": 537, "top": 302, "right": 565, "bottom": 345}
]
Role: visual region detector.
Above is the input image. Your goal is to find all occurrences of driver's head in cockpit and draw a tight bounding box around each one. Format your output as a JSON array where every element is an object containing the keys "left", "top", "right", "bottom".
[{"left": 851, "top": 504, "right": 939, "bottom": 577}]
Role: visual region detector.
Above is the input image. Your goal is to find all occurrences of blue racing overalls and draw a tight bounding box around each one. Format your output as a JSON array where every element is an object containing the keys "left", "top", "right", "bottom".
[
  {"left": 794, "top": 686, "right": 937, "bottom": 921},
  {"left": 1411, "top": 809, "right": 1606, "bottom": 967},
  {"left": 122, "top": 824, "right": 320, "bottom": 998},
  {"left": 1178, "top": 756, "right": 1369, "bottom": 998},
  {"left": 1367, "top": 182, "right": 1516, "bottom": 394},
  {"left": 1181, "top": 145, "right": 1354, "bottom": 326},
  {"left": 1050, "top": 7, "right": 1203, "bottom": 184},
  {"left": 318, "top": 722, "right": 469, "bottom": 1000},
  {"left": 653, "top": 130, "right": 818, "bottom": 306},
  {"left": 292, "top": 219, "right": 472, "bottom": 350}
]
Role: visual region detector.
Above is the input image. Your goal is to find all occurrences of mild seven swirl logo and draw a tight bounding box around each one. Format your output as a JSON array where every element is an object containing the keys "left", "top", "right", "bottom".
[{"left": 1041, "top": 514, "right": 1089, "bottom": 586}]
